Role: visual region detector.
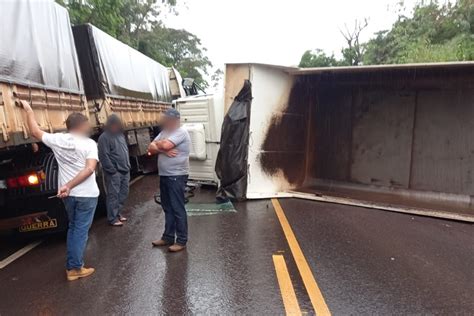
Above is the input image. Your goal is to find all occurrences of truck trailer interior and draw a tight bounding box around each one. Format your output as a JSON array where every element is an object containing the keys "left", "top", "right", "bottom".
[{"left": 243, "top": 62, "right": 474, "bottom": 222}]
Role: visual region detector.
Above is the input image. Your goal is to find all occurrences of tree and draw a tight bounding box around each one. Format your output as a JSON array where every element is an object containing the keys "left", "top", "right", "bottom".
[
  {"left": 299, "top": 0, "right": 474, "bottom": 68},
  {"left": 210, "top": 68, "right": 224, "bottom": 89},
  {"left": 298, "top": 19, "right": 369, "bottom": 68},
  {"left": 340, "top": 18, "right": 368, "bottom": 66},
  {"left": 57, "top": 0, "right": 211, "bottom": 86},
  {"left": 138, "top": 25, "right": 212, "bottom": 88},
  {"left": 298, "top": 49, "right": 339, "bottom": 67},
  {"left": 364, "top": 0, "right": 474, "bottom": 64},
  {"left": 57, "top": 0, "right": 175, "bottom": 44}
]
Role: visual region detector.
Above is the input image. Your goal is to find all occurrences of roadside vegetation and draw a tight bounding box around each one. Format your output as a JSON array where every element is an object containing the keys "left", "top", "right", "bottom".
[{"left": 300, "top": 0, "right": 474, "bottom": 67}]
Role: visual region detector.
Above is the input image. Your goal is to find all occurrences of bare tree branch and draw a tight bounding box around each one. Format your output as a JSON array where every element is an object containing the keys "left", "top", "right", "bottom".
[{"left": 340, "top": 18, "right": 369, "bottom": 65}]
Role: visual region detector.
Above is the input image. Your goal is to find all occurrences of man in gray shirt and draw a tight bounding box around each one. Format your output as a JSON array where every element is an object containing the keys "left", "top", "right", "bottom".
[
  {"left": 148, "top": 108, "right": 191, "bottom": 252},
  {"left": 98, "top": 114, "right": 131, "bottom": 226}
]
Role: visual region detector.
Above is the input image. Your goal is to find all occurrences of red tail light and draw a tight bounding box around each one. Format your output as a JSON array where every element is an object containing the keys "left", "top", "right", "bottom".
[
  {"left": 6, "top": 177, "right": 19, "bottom": 188},
  {"left": 6, "top": 171, "right": 45, "bottom": 189}
]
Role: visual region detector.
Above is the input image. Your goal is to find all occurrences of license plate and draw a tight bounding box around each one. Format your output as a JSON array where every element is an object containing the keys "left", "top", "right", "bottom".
[
  {"left": 19, "top": 219, "right": 58, "bottom": 232},
  {"left": 0, "top": 180, "right": 6, "bottom": 189}
]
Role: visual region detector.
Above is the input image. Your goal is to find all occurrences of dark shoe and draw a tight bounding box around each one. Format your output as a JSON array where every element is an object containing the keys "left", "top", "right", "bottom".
[
  {"left": 168, "top": 244, "right": 186, "bottom": 252},
  {"left": 152, "top": 239, "right": 172, "bottom": 247}
]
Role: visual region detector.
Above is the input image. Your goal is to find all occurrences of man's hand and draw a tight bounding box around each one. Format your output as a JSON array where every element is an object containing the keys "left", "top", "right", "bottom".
[
  {"left": 60, "top": 159, "right": 96, "bottom": 198},
  {"left": 148, "top": 140, "right": 176, "bottom": 156},
  {"left": 20, "top": 100, "right": 44, "bottom": 140},
  {"left": 148, "top": 141, "right": 159, "bottom": 155},
  {"left": 164, "top": 149, "right": 178, "bottom": 158},
  {"left": 19, "top": 100, "right": 33, "bottom": 113},
  {"left": 58, "top": 185, "right": 71, "bottom": 198}
]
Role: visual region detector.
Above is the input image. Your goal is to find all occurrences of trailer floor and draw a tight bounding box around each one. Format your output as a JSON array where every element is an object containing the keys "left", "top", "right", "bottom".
[
  {"left": 296, "top": 184, "right": 474, "bottom": 221},
  {"left": 0, "top": 175, "right": 473, "bottom": 315}
]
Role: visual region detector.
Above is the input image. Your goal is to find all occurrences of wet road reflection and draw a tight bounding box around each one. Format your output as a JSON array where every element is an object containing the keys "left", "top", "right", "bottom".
[
  {"left": 0, "top": 175, "right": 288, "bottom": 314},
  {"left": 0, "top": 175, "right": 473, "bottom": 315}
]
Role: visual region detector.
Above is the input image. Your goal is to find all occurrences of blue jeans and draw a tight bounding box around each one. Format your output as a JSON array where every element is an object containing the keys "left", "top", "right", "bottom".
[
  {"left": 160, "top": 175, "right": 188, "bottom": 245},
  {"left": 63, "top": 196, "right": 98, "bottom": 270}
]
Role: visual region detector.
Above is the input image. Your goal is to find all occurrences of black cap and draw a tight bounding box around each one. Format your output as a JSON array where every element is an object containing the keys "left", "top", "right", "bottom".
[{"left": 163, "top": 108, "right": 180, "bottom": 119}]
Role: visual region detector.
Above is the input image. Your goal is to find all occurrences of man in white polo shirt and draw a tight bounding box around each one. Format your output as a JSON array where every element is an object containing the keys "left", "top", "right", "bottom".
[{"left": 20, "top": 100, "right": 99, "bottom": 281}]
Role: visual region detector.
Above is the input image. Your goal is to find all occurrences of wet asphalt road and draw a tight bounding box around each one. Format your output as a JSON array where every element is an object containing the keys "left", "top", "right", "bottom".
[
  {"left": 0, "top": 175, "right": 473, "bottom": 315},
  {"left": 280, "top": 199, "right": 474, "bottom": 315}
]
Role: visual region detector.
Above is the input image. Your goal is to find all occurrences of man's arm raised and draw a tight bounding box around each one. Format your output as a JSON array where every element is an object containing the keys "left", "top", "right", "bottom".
[
  {"left": 20, "top": 100, "right": 97, "bottom": 198},
  {"left": 20, "top": 100, "right": 45, "bottom": 140}
]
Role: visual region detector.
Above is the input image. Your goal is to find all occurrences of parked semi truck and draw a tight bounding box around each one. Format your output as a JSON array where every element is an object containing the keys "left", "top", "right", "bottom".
[{"left": 0, "top": 1, "right": 182, "bottom": 234}]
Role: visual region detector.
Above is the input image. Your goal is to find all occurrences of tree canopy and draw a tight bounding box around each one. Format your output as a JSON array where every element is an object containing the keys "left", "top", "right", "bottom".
[
  {"left": 299, "top": 49, "right": 340, "bottom": 67},
  {"left": 57, "top": 0, "right": 212, "bottom": 88},
  {"left": 299, "top": 0, "right": 474, "bottom": 68},
  {"left": 138, "top": 25, "right": 212, "bottom": 86}
]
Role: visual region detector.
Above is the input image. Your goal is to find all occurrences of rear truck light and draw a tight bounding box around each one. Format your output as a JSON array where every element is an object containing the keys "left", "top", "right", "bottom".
[
  {"left": 6, "top": 177, "right": 18, "bottom": 188},
  {"left": 27, "top": 174, "right": 40, "bottom": 185},
  {"left": 6, "top": 171, "right": 45, "bottom": 189}
]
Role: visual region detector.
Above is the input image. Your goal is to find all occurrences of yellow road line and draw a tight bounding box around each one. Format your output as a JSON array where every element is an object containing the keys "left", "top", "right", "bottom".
[
  {"left": 272, "top": 198, "right": 331, "bottom": 316},
  {"left": 273, "top": 254, "right": 302, "bottom": 316}
]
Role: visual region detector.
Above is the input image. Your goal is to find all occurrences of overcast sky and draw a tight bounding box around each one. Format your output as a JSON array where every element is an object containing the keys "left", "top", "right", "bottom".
[{"left": 166, "top": 0, "right": 421, "bottom": 71}]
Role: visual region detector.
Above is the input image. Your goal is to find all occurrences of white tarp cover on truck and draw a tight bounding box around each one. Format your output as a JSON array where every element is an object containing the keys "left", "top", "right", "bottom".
[
  {"left": 72, "top": 24, "right": 171, "bottom": 101},
  {"left": 0, "top": 0, "right": 83, "bottom": 92}
]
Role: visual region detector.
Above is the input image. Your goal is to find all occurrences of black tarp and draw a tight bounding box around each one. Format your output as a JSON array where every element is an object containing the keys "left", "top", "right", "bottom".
[
  {"left": 215, "top": 80, "right": 252, "bottom": 201},
  {"left": 0, "top": 0, "right": 83, "bottom": 92},
  {"left": 72, "top": 24, "right": 171, "bottom": 101}
]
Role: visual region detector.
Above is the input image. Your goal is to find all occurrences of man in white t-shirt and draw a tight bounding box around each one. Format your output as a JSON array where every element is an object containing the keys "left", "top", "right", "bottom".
[{"left": 20, "top": 100, "right": 99, "bottom": 281}]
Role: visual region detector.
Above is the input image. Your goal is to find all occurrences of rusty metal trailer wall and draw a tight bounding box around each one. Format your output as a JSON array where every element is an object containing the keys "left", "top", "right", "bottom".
[
  {"left": 259, "top": 78, "right": 310, "bottom": 185},
  {"left": 303, "top": 67, "right": 474, "bottom": 197}
]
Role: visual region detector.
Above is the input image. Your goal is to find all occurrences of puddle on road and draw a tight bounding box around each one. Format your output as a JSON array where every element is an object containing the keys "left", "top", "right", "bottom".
[{"left": 185, "top": 201, "right": 236, "bottom": 216}]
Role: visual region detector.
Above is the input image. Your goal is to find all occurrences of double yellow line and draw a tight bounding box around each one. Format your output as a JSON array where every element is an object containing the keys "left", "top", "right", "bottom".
[{"left": 271, "top": 198, "right": 331, "bottom": 316}]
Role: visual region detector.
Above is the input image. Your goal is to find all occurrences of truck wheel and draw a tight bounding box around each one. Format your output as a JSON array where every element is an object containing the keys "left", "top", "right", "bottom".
[{"left": 36, "top": 152, "right": 69, "bottom": 233}]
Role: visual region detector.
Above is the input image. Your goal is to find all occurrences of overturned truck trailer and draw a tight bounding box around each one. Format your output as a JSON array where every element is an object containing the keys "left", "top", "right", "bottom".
[{"left": 221, "top": 62, "right": 474, "bottom": 222}]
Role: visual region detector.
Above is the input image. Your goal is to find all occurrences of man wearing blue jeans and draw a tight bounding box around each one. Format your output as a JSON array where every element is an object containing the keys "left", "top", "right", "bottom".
[
  {"left": 21, "top": 100, "right": 99, "bottom": 281},
  {"left": 148, "top": 108, "right": 190, "bottom": 252}
]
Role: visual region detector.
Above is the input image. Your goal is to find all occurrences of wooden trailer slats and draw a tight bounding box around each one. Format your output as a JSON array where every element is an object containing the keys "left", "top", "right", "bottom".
[
  {"left": 0, "top": 83, "right": 88, "bottom": 148},
  {"left": 0, "top": 82, "right": 171, "bottom": 150}
]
